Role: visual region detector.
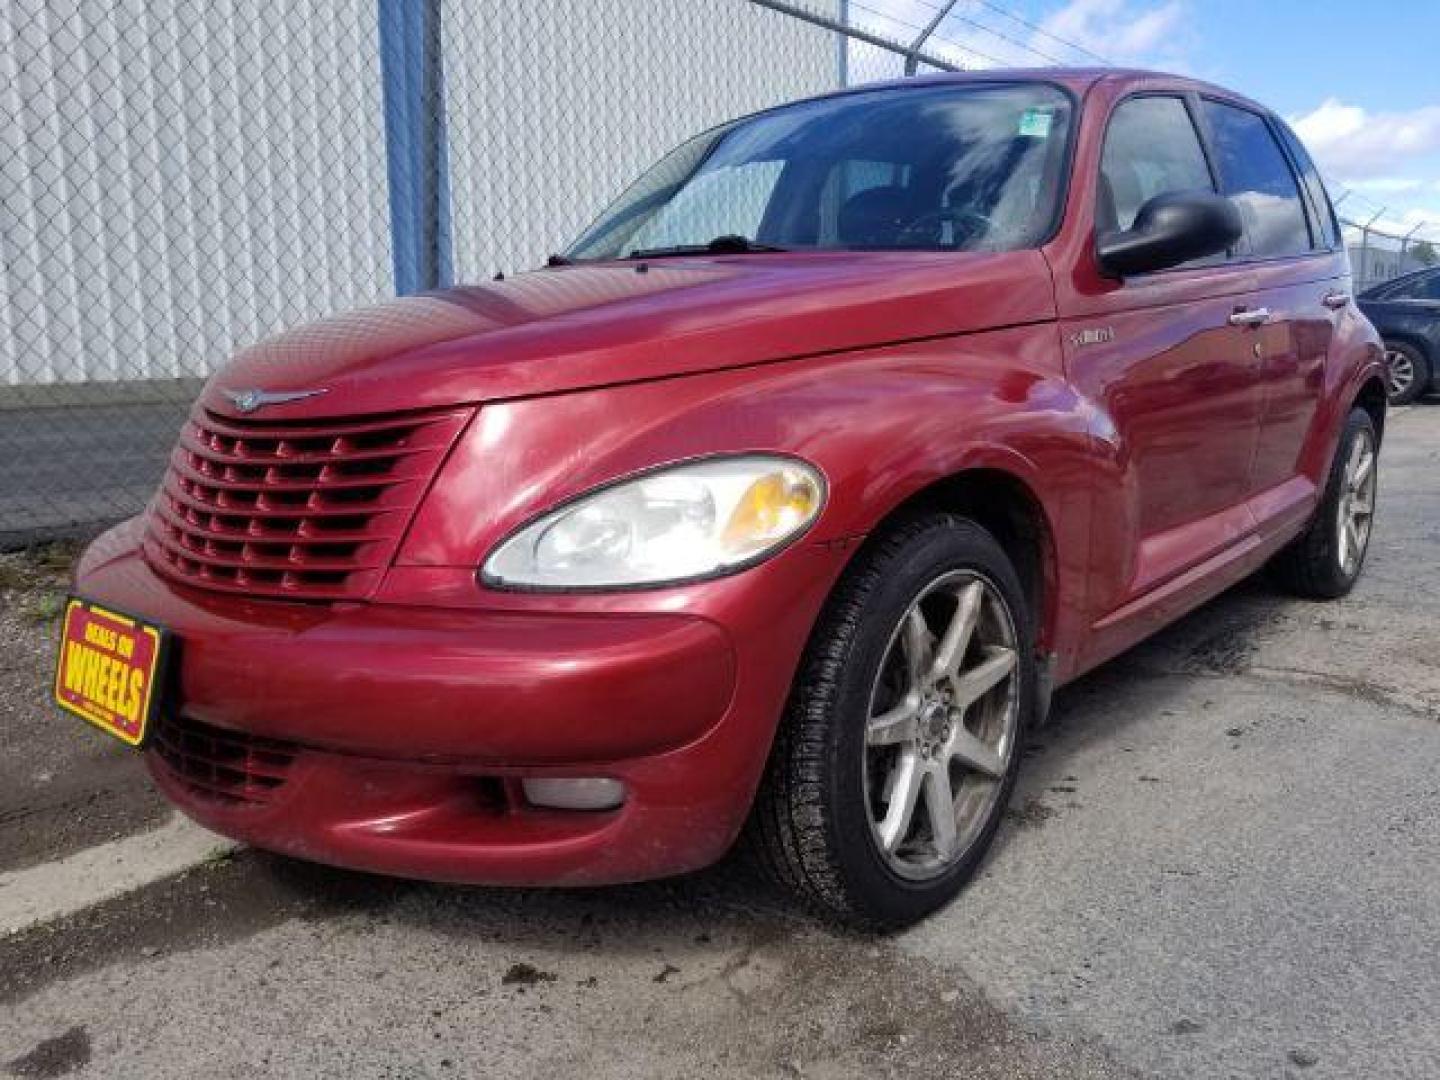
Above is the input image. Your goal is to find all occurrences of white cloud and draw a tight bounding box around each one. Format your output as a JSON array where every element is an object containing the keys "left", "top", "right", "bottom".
[
  {"left": 1036, "top": 0, "right": 1189, "bottom": 67},
  {"left": 1291, "top": 99, "right": 1440, "bottom": 181},
  {"left": 1377, "top": 207, "right": 1440, "bottom": 238},
  {"left": 1339, "top": 205, "right": 1440, "bottom": 242},
  {"left": 1347, "top": 177, "right": 1427, "bottom": 193}
]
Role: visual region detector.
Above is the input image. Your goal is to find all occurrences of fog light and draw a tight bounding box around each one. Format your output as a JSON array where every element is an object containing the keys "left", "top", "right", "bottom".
[{"left": 521, "top": 777, "right": 626, "bottom": 811}]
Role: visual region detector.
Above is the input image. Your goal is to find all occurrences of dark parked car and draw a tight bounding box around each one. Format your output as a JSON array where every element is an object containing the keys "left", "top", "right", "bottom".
[{"left": 1359, "top": 267, "right": 1440, "bottom": 404}]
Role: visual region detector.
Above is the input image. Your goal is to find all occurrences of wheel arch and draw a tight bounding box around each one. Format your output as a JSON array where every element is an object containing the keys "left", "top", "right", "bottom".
[
  {"left": 1353, "top": 374, "right": 1388, "bottom": 444},
  {"left": 847, "top": 466, "right": 1061, "bottom": 658},
  {"left": 1378, "top": 329, "right": 1434, "bottom": 366}
]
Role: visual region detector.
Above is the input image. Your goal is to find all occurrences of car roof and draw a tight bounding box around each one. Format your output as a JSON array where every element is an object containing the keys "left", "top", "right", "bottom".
[
  {"left": 1361, "top": 265, "right": 1439, "bottom": 299},
  {"left": 799, "top": 67, "right": 1272, "bottom": 115}
]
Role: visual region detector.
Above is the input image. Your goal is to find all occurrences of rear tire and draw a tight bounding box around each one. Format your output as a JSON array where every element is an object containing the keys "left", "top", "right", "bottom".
[
  {"left": 1383, "top": 341, "right": 1428, "bottom": 406},
  {"left": 1269, "top": 408, "right": 1378, "bottom": 599},
  {"left": 745, "top": 515, "right": 1034, "bottom": 929}
]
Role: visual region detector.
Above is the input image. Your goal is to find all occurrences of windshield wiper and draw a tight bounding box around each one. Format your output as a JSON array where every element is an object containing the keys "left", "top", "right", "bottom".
[{"left": 625, "top": 234, "right": 791, "bottom": 260}]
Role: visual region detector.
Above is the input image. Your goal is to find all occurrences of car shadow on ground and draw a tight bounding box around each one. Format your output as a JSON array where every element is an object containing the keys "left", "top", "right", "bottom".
[
  {"left": 203, "top": 576, "right": 1309, "bottom": 944},
  {"left": 3, "top": 463, "right": 1409, "bottom": 1010}
]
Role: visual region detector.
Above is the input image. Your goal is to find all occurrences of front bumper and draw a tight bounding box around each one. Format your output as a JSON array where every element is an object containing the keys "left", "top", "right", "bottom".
[{"left": 75, "top": 519, "right": 851, "bottom": 884}]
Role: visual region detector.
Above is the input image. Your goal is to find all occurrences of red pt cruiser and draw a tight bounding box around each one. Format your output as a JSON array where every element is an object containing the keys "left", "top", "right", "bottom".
[{"left": 61, "top": 70, "right": 1385, "bottom": 927}]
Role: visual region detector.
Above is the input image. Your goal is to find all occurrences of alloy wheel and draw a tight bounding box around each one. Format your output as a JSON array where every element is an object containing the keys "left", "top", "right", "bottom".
[
  {"left": 1385, "top": 347, "right": 1415, "bottom": 401},
  {"left": 862, "top": 571, "right": 1020, "bottom": 881},
  {"left": 1336, "top": 428, "right": 1377, "bottom": 577}
]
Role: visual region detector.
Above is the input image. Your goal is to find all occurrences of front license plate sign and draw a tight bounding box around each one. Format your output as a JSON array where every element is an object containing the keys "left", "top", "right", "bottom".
[{"left": 53, "top": 598, "right": 170, "bottom": 747}]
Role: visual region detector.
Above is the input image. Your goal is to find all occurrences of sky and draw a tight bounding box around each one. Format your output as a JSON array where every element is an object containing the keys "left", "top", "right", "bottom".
[{"left": 854, "top": 0, "right": 1440, "bottom": 241}]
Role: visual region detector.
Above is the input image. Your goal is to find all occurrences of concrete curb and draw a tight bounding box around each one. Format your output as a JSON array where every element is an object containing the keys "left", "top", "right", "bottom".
[{"left": 0, "top": 814, "right": 239, "bottom": 937}]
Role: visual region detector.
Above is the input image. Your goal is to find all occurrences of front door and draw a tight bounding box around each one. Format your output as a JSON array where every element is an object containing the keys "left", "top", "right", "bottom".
[{"left": 1060, "top": 92, "right": 1266, "bottom": 606}]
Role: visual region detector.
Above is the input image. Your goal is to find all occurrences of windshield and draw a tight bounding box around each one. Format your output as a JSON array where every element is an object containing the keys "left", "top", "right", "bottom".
[{"left": 565, "top": 82, "right": 1074, "bottom": 261}]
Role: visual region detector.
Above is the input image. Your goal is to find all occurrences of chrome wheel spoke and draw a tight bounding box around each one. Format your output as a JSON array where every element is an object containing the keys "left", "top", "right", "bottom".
[
  {"left": 946, "top": 724, "right": 1005, "bottom": 779},
  {"left": 868, "top": 699, "right": 920, "bottom": 746},
  {"left": 924, "top": 767, "right": 958, "bottom": 861},
  {"left": 902, "top": 607, "right": 933, "bottom": 693},
  {"left": 1352, "top": 448, "right": 1375, "bottom": 487},
  {"left": 877, "top": 750, "right": 923, "bottom": 852},
  {"left": 1387, "top": 352, "right": 1413, "bottom": 395},
  {"left": 950, "top": 645, "right": 1017, "bottom": 707},
  {"left": 930, "top": 581, "right": 982, "bottom": 684}
]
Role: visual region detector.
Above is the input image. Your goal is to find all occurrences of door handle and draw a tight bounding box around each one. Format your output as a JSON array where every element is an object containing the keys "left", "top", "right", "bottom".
[
  {"left": 1228, "top": 307, "right": 1271, "bottom": 327},
  {"left": 1322, "top": 291, "right": 1351, "bottom": 309}
]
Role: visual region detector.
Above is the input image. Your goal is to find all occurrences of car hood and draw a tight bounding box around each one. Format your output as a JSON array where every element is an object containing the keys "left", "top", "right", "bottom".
[{"left": 200, "top": 250, "right": 1055, "bottom": 419}]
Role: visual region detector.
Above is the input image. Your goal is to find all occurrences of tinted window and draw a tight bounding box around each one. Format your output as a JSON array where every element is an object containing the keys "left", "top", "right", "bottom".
[
  {"left": 567, "top": 83, "right": 1075, "bottom": 259},
  {"left": 1276, "top": 121, "right": 1341, "bottom": 249},
  {"left": 626, "top": 160, "right": 785, "bottom": 253},
  {"left": 1203, "top": 101, "right": 1312, "bottom": 258},
  {"left": 1099, "top": 96, "right": 1214, "bottom": 234}
]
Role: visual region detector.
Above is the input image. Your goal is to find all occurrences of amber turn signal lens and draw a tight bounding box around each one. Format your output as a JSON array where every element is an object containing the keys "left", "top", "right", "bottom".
[{"left": 721, "top": 472, "right": 822, "bottom": 556}]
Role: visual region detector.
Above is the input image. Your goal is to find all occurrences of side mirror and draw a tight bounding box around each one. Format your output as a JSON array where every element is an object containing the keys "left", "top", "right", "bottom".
[{"left": 1096, "top": 190, "right": 1242, "bottom": 277}]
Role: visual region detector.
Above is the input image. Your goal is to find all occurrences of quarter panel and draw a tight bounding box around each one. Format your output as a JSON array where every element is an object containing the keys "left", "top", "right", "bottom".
[{"left": 1248, "top": 256, "right": 1347, "bottom": 495}]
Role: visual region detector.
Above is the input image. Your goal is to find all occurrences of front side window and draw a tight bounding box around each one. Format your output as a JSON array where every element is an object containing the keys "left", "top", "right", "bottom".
[
  {"left": 566, "top": 83, "right": 1075, "bottom": 260},
  {"left": 1098, "top": 95, "right": 1214, "bottom": 235},
  {"left": 1202, "top": 100, "right": 1312, "bottom": 259}
]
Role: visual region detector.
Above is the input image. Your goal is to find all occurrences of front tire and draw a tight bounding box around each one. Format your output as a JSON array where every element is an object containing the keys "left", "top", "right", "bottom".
[
  {"left": 1383, "top": 341, "right": 1428, "bottom": 406},
  {"left": 746, "top": 515, "right": 1034, "bottom": 928},
  {"left": 1269, "top": 407, "right": 1378, "bottom": 599}
]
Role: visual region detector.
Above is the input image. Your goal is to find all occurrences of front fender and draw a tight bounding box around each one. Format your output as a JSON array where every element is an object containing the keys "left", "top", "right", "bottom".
[
  {"left": 396, "top": 323, "right": 1099, "bottom": 666},
  {"left": 400, "top": 323, "right": 1089, "bottom": 562}
]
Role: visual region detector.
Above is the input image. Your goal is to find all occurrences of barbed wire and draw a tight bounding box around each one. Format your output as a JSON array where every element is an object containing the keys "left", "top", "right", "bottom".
[
  {"left": 846, "top": 0, "right": 1011, "bottom": 69},
  {"left": 905, "top": 0, "right": 1074, "bottom": 66},
  {"left": 968, "top": 0, "right": 1114, "bottom": 65}
]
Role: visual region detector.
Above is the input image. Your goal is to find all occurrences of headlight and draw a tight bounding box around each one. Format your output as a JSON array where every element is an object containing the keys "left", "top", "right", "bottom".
[{"left": 482, "top": 455, "right": 826, "bottom": 590}]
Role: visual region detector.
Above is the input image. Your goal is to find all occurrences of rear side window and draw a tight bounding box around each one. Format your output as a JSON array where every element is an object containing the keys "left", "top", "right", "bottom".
[
  {"left": 1099, "top": 96, "right": 1215, "bottom": 234},
  {"left": 1202, "top": 101, "right": 1312, "bottom": 258},
  {"left": 1276, "top": 121, "right": 1342, "bottom": 250}
]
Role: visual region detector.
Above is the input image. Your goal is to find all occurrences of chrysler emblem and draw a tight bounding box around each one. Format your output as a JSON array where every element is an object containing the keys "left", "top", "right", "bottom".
[{"left": 222, "top": 387, "right": 328, "bottom": 414}]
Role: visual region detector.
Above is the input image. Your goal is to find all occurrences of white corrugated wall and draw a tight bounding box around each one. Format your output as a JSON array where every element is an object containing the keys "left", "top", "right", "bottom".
[
  {"left": 1, "top": 0, "right": 392, "bottom": 385},
  {"left": 1, "top": 0, "right": 837, "bottom": 386},
  {"left": 442, "top": 0, "right": 839, "bottom": 280}
]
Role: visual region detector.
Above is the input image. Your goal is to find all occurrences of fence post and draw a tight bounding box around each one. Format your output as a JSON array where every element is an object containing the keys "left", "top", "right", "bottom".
[
  {"left": 1400, "top": 223, "right": 1422, "bottom": 270},
  {"left": 378, "top": 0, "right": 453, "bottom": 295},
  {"left": 903, "top": 0, "right": 959, "bottom": 75},
  {"left": 836, "top": 0, "right": 848, "bottom": 87},
  {"left": 1359, "top": 209, "right": 1385, "bottom": 292}
]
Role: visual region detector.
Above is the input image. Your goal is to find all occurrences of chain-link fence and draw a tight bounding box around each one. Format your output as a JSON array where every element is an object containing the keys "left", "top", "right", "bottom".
[
  {"left": 5, "top": 0, "right": 1422, "bottom": 547},
  {"left": 1, "top": 0, "right": 846, "bottom": 546},
  {"left": 1339, "top": 214, "right": 1440, "bottom": 294}
]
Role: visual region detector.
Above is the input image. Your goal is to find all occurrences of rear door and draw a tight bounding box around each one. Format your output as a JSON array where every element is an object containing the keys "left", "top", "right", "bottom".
[{"left": 1197, "top": 99, "right": 1350, "bottom": 503}]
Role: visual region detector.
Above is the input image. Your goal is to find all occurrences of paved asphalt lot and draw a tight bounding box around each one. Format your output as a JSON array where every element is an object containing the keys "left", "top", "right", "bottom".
[{"left": 1, "top": 402, "right": 1436, "bottom": 1079}]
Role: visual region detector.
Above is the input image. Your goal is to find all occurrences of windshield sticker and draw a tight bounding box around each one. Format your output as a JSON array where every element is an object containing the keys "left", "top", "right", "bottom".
[{"left": 1018, "top": 108, "right": 1053, "bottom": 139}]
